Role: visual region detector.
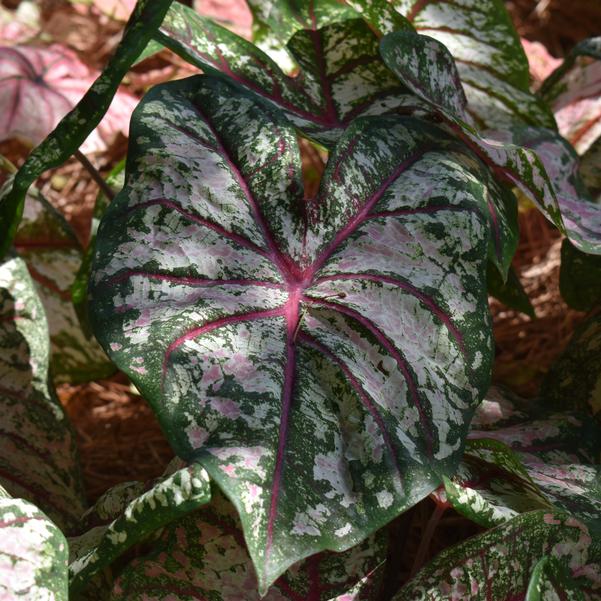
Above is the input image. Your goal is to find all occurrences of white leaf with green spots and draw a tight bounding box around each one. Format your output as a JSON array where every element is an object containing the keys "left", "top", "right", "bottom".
[
  {"left": 89, "top": 75, "right": 495, "bottom": 592},
  {"left": 155, "top": 1, "right": 416, "bottom": 146},
  {"left": 69, "top": 464, "right": 211, "bottom": 596},
  {"left": 396, "top": 511, "right": 601, "bottom": 600},
  {"left": 0, "top": 253, "right": 86, "bottom": 533},
  {"left": 13, "top": 183, "right": 115, "bottom": 383},
  {"left": 0, "top": 490, "right": 69, "bottom": 601},
  {"left": 391, "top": 0, "right": 555, "bottom": 129},
  {"left": 110, "top": 488, "right": 387, "bottom": 600}
]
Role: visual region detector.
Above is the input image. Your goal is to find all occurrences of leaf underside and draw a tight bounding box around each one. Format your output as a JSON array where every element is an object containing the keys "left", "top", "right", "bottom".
[{"left": 90, "top": 75, "right": 494, "bottom": 592}]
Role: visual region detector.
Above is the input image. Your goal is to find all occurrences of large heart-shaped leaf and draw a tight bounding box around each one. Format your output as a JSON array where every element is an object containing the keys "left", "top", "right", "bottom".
[
  {"left": 0, "top": 44, "right": 137, "bottom": 152},
  {"left": 111, "top": 488, "right": 387, "bottom": 600},
  {"left": 0, "top": 488, "right": 69, "bottom": 601},
  {"left": 89, "top": 75, "right": 494, "bottom": 591},
  {"left": 541, "top": 37, "right": 601, "bottom": 155},
  {"left": 0, "top": 253, "right": 86, "bottom": 532},
  {"left": 155, "top": 2, "right": 416, "bottom": 146},
  {"left": 542, "top": 314, "right": 601, "bottom": 418},
  {"left": 0, "top": 0, "right": 174, "bottom": 259},
  {"left": 395, "top": 510, "right": 601, "bottom": 600},
  {"left": 12, "top": 182, "right": 114, "bottom": 383},
  {"left": 391, "top": 0, "right": 555, "bottom": 129},
  {"left": 69, "top": 463, "right": 211, "bottom": 595}
]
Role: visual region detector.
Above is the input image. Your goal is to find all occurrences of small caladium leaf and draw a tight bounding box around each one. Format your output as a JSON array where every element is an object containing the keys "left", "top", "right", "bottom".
[
  {"left": 111, "top": 488, "right": 387, "bottom": 600},
  {"left": 379, "top": 30, "right": 564, "bottom": 245},
  {"left": 0, "top": 489, "right": 69, "bottom": 601},
  {"left": 89, "top": 75, "right": 495, "bottom": 591},
  {"left": 0, "top": 44, "right": 137, "bottom": 152},
  {"left": 392, "top": 0, "right": 555, "bottom": 130},
  {"left": 0, "top": 253, "right": 86, "bottom": 532},
  {"left": 542, "top": 314, "right": 601, "bottom": 418},
  {"left": 442, "top": 438, "right": 553, "bottom": 529},
  {"left": 395, "top": 510, "right": 601, "bottom": 600},
  {"left": 487, "top": 263, "right": 535, "bottom": 317},
  {"left": 560, "top": 239, "right": 601, "bottom": 311},
  {"left": 12, "top": 182, "right": 115, "bottom": 383},
  {"left": 0, "top": 0, "right": 174, "bottom": 259},
  {"left": 69, "top": 464, "right": 211, "bottom": 596},
  {"left": 541, "top": 37, "right": 601, "bottom": 155},
  {"left": 155, "top": 2, "right": 415, "bottom": 146}
]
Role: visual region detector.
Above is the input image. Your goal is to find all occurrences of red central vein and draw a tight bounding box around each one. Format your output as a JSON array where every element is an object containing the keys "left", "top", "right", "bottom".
[
  {"left": 109, "top": 270, "right": 284, "bottom": 290},
  {"left": 127, "top": 198, "right": 269, "bottom": 258},
  {"left": 314, "top": 273, "right": 466, "bottom": 355},
  {"left": 299, "top": 331, "right": 405, "bottom": 483},
  {"left": 265, "top": 286, "right": 301, "bottom": 565},
  {"left": 308, "top": 147, "right": 432, "bottom": 279},
  {"left": 162, "top": 307, "right": 286, "bottom": 379},
  {"left": 189, "top": 102, "right": 297, "bottom": 280},
  {"left": 302, "top": 295, "right": 434, "bottom": 456}
]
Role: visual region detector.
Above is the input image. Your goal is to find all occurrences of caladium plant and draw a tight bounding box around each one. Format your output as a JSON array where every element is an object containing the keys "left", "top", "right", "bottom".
[{"left": 89, "top": 73, "right": 498, "bottom": 591}]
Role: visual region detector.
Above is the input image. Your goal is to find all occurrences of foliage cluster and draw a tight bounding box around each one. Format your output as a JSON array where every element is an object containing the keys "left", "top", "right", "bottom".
[{"left": 1, "top": 1, "right": 601, "bottom": 599}]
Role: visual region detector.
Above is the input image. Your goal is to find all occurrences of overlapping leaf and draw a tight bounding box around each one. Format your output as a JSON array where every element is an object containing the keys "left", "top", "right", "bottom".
[
  {"left": 395, "top": 510, "right": 601, "bottom": 600},
  {"left": 0, "top": 0, "right": 174, "bottom": 259},
  {"left": 89, "top": 75, "right": 495, "bottom": 591},
  {"left": 12, "top": 183, "right": 114, "bottom": 383},
  {"left": 0, "top": 488, "right": 69, "bottom": 601},
  {"left": 542, "top": 37, "right": 601, "bottom": 155},
  {"left": 69, "top": 463, "right": 211, "bottom": 595},
  {"left": 542, "top": 314, "right": 601, "bottom": 418},
  {"left": 391, "top": 0, "right": 555, "bottom": 129},
  {"left": 111, "top": 488, "right": 387, "bottom": 600},
  {"left": 155, "top": 1, "right": 416, "bottom": 146},
  {"left": 0, "top": 253, "right": 86, "bottom": 532}
]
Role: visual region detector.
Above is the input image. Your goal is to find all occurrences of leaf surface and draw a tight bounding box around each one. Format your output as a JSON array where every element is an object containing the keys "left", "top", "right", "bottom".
[
  {"left": 0, "top": 490, "right": 69, "bottom": 601},
  {"left": 111, "top": 488, "right": 387, "bottom": 600},
  {"left": 89, "top": 75, "right": 494, "bottom": 592},
  {"left": 396, "top": 510, "right": 601, "bottom": 600},
  {"left": 0, "top": 253, "right": 86, "bottom": 532},
  {"left": 13, "top": 182, "right": 114, "bottom": 383},
  {"left": 392, "top": 0, "right": 555, "bottom": 129},
  {"left": 156, "top": 1, "right": 414, "bottom": 146},
  {"left": 560, "top": 239, "right": 601, "bottom": 311},
  {"left": 69, "top": 463, "right": 211, "bottom": 595}
]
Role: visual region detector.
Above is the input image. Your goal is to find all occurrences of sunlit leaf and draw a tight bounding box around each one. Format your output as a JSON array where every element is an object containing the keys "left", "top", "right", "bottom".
[{"left": 89, "top": 75, "right": 495, "bottom": 592}]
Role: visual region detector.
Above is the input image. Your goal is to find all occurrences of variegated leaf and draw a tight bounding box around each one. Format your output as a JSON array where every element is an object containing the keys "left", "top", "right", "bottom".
[
  {"left": 542, "top": 37, "right": 601, "bottom": 155},
  {"left": 0, "top": 489, "right": 69, "bottom": 601},
  {"left": 581, "top": 137, "right": 601, "bottom": 202},
  {"left": 155, "top": 1, "right": 414, "bottom": 146},
  {"left": 89, "top": 75, "right": 494, "bottom": 592},
  {"left": 395, "top": 511, "right": 601, "bottom": 600},
  {"left": 13, "top": 183, "right": 114, "bottom": 383},
  {"left": 542, "top": 314, "right": 601, "bottom": 418},
  {"left": 379, "top": 30, "right": 564, "bottom": 246},
  {"left": 0, "top": 253, "right": 86, "bottom": 532},
  {"left": 111, "top": 488, "right": 387, "bottom": 600},
  {"left": 69, "top": 463, "right": 211, "bottom": 595},
  {"left": 526, "top": 556, "right": 587, "bottom": 601},
  {"left": 560, "top": 239, "right": 601, "bottom": 311},
  {"left": 391, "top": 0, "right": 555, "bottom": 129}
]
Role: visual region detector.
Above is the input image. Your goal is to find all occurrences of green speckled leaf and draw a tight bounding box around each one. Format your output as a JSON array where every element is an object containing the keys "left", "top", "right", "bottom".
[
  {"left": 396, "top": 510, "right": 601, "bottom": 600},
  {"left": 560, "top": 239, "right": 601, "bottom": 312},
  {"left": 0, "top": 253, "right": 86, "bottom": 532},
  {"left": 542, "top": 314, "right": 601, "bottom": 418},
  {"left": 0, "top": 0, "right": 174, "bottom": 259},
  {"left": 156, "top": 1, "right": 414, "bottom": 146},
  {"left": 392, "top": 0, "right": 555, "bottom": 129},
  {"left": 111, "top": 488, "right": 387, "bottom": 600},
  {"left": 526, "top": 556, "right": 587, "bottom": 601},
  {"left": 69, "top": 463, "right": 211, "bottom": 595},
  {"left": 12, "top": 182, "right": 114, "bottom": 383},
  {"left": 89, "top": 75, "right": 495, "bottom": 592},
  {"left": 0, "top": 490, "right": 69, "bottom": 601},
  {"left": 541, "top": 37, "right": 601, "bottom": 155},
  {"left": 487, "top": 263, "right": 535, "bottom": 317}
]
